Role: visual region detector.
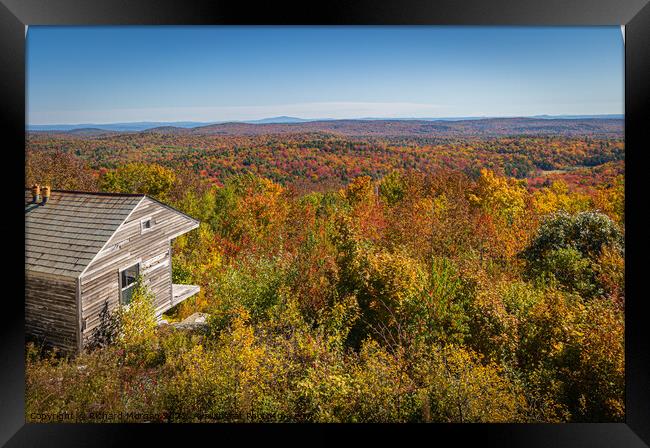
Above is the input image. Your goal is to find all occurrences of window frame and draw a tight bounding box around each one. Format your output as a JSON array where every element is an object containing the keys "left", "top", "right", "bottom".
[
  {"left": 118, "top": 262, "right": 141, "bottom": 306},
  {"left": 140, "top": 216, "right": 154, "bottom": 234}
]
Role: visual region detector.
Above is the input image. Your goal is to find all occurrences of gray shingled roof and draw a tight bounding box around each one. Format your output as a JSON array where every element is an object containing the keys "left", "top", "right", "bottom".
[{"left": 25, "top": 190, "right": 144, "bottom": 277}]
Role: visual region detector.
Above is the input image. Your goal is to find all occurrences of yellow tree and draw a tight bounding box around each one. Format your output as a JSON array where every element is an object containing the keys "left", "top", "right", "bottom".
[
  {"left": 100, "top": 162, "right": 176, "bottom": 202},
  {"left": 468, "top": 169, "right": 531, "bottom": 259},
  {"left": 593, "top": 175, "right": 624, "bottom": 225},
  {"left": 532, "top": 180, "right": 591, "bottom": 216},
  {"left": 341, "top": 176, "right": 385, "bottom": 242}
]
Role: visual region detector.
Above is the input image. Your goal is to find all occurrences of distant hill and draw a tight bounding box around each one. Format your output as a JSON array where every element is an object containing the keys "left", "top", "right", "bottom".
[
  {"left": 245, "top": 116, "right": 309, "bottom": 124},
  {"left": 29, "top": 117, "right": 624, "bottom": 138},
  {"left": 156, "top": 117, "right": 624, "bottom": 138},
  {"left": 27, "top": 115, "right": 623, "bottom": 133},
  {"left": 66, "top": 128, "right": 122, "bottom": 137},
  {"left": 530, "top": 114, "right": 623, "bottom": 120},
  {"left": 28, "top": 121, "right": 219, "bottom": 132}
]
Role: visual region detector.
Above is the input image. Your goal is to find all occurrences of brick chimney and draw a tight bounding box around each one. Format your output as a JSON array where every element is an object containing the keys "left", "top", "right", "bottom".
[
  {"left": 41, "top": 186, "right": 50, "bottom": 205},
  {"left": 31, "top": 184, "right": 40, "bottom": 203}
]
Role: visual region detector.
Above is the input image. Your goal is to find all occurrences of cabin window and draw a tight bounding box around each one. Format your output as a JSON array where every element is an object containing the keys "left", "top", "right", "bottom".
[
  {"left": 140, "top": 217, "right": 153, "bottom": 234},
  {"left": 119, "top": 263, "right": 140, "bottom": 305}
]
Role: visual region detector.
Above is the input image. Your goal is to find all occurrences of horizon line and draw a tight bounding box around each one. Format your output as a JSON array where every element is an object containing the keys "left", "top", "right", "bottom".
[{"left": 27, "top": 113, "right": 624, "bottom": 128}]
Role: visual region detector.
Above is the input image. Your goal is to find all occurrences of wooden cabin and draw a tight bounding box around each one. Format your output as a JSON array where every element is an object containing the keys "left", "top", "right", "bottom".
[{"left": 25, "top": 188, "right": 200, "bottom": 354}]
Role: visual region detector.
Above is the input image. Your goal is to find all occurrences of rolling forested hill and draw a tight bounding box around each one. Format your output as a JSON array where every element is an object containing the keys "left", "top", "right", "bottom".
[{"left": 27, "top": 118, "right": 624, "bottom": 193}]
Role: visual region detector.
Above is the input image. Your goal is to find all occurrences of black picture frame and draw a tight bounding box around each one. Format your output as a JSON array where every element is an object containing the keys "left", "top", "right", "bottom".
[{"left": 1, "top": 0, "right": 649, "bottom": 445}]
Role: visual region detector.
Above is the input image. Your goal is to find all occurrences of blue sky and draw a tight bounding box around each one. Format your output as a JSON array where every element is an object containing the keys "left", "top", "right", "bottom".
[{"left": 27, "top": 26, "right": 624, "bottom": 125}]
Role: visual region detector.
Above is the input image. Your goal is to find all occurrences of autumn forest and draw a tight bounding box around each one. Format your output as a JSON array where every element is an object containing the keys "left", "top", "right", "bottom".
[{"left": 25, "top": 118, "right": 625, "bottom": 423}]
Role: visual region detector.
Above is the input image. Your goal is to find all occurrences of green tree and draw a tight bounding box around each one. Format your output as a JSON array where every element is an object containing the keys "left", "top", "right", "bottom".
[
  {"left": 405, "top": 257, "right": 472, "bottom": 345},
  {"left": 379, "top": 171, "right": 406, "bottom": 206},
  {"left": 522, "top": 211, "right": 623, "bottom": 298},
  {"left": 117, "top": 276, "right": 159, "bottom": 365}
]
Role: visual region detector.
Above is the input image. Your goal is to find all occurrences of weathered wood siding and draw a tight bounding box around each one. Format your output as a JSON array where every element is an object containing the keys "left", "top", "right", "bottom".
[
  {"left": 25, "top": 271, "right": 78, "bottom": 354},
  {"left": 79, "top": 197, "right": 197, "bottom": 346}
]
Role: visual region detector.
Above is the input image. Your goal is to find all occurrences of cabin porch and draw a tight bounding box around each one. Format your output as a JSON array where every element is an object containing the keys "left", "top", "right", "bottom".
[{"left": 172, "top": 283, "right": 200, "bottom": 306}]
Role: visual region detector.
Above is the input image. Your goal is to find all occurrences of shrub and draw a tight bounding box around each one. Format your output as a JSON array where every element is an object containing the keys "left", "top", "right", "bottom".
[
  {"left": 524, "top": 211, "right": 623, "bottom": 262},
  {"left": 529, "top": 247, "right": 596, "bottom": 297},
  {"left": 404, "top": 257, "right": 472, "bottom": 345},
  {"left": 295, "top": 352, "right": 355, "bottom": 422},
  {"left": 522, "top": 211, "right": 623, "bottom": 298},
  {"left": 116, "top": 277, "right": 159, "bottom": 366},
  {"left": 350, "top": 340, "right": 419, "bottom": 422},
  {"left": 26, "top": 344, "right": 164, "bottom": 422},
  {"left": 207, "top": 256, "right": 287, "bottom": 333},
  {"left": 555, "top": 298, "right": 625, "bottom": 421},
  {"left": 415, "top": 345, "right": 526, "bottom": 423}
]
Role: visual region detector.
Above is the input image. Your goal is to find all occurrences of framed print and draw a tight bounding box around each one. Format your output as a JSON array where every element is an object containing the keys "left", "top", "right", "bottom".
[{"left": 1, "top": 0, "right": 650, "bottom": 445}]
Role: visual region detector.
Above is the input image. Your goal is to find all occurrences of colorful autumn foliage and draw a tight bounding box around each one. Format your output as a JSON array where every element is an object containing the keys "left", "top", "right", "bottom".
[
  {"left": 25, "top": 131, "right": 624, "bottom": 423},
  {"left": 27, "top": 127, "right": 624, "bottom": 195}
]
